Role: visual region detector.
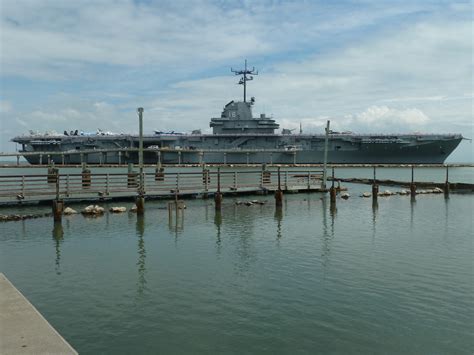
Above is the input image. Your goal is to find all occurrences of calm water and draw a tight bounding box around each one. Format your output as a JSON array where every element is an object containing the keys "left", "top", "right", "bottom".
[{"left": 1, "top": 168, "right": 473, "bottom": 354}]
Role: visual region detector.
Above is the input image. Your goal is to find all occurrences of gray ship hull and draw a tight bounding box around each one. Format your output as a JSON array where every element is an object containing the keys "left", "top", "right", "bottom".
[
  {"left": 18, "top": 135, "right": 462, "bottom": 165},
  {"left": 11, "top": 64, "right": 465, "bottom": 166}
]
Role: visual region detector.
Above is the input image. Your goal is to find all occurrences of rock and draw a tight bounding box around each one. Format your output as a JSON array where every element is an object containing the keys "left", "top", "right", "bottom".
[
  {"left": 433, "top": 187, "right": 443, "bottom": 193},
  {"left": 340, "top": 192, "right": 350, "bottom": 199},
  {"left": 82, "top": 205, "right": 104, "bottom": 215},
  {"left": 361, "top": 192, "right": 371, "bottom": 198},
  {"left": 244, "top": 202, "right": 253, "bottom": 206},
  {"left": 398, "top": 189, "right": 409, "bottom": 195},
  {"left": 130, "top": 205, "right": 138, "bottom": 212},
  {"left": 63, "top": 207, "right": 78, "bottom": 215},
  {"left": 110, "top": 206, "right": 127, "bottom": 213}
]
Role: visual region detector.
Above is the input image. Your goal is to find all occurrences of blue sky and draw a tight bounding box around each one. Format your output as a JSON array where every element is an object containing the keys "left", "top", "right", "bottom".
[{"left": 0, "top": 0, "right": 472, "bottom": 162}]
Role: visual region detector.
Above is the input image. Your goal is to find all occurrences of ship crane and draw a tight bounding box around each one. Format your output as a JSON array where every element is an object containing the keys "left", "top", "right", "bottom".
[{"left": 231, "top": 59, "right": 258, "bottom": 103}]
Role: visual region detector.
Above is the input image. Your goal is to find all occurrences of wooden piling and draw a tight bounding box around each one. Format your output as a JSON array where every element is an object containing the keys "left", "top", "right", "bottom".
[
  {"left": 52, "top": 200, "right": 64, "bottom": 222},
  {"left": 82, "top": 166, "right": 91, "bottom": 188},
  {"left": 155, "top": 166, "right": 165, "bottom": 181},
  {"left": 410, "top": 165, "right": 416, "bottom": 197},
  {"left": 444, "top": 165, "right": 450, "bottom": 195},
  {"left": 215, "top": 167, "right": 222, "bottom": 211},
  {"left": 275, "top": 167, "right": 283, "bottom": 208},
  {"left": 372, "top": 166, "right": 378, "bottom": 201},
  {"left": 127, "top": 163, "right": 137, "bottom": 188},
  {"left": 330, "top": 167, "right": 336, "bottom": 206},
  {"left": 47, "top": 167, "right": 58, "bottom": 184},
  {"left": 135, "top": 196, "right": 145, "bottom": 215}
]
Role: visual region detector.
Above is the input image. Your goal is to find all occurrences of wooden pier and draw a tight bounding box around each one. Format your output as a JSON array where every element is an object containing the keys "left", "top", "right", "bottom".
[{"left": 0, "top": 168, "right": 326, "bottom": 205}]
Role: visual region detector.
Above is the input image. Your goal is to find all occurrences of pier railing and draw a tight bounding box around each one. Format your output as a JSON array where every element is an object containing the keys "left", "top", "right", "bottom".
[{"left": 0, "top": 169, "right": 325, "bottom": 204}]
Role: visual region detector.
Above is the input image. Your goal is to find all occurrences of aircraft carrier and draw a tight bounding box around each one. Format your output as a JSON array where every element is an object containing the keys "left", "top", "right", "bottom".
[{"left": 12, "top": 62, "right": 463, "bottom": 165}]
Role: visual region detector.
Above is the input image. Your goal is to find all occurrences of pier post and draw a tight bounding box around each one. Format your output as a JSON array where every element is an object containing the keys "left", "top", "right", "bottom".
[
  {"left": 329, "top": 167, "right": 336, "bottom": 207},
  {"left": 47, "top": 164, "right": 58, "bottom": 184},
  {"left": 322, "top": 120, "right": 330, "bottom": 188},
  {"left": 118, "top": 151, "right": 122, "bottom": 165},
  {"left": 127, "top": 163, "right": 137, "bottom": 188},
  {"left": 261, "top": 164, "right": 271, "bottom": 187},
  {"left": 275, "top": 167, "right": 283, "bottom": 208},
  {"left": 410, "top": 165, "right": 416, "bottom": 197},
  {"left": 135, "top": 196, "right": 145, "bottom": 215},
  {"left": 82, "top": 163, "right": 91, "bottom": 188},
  {"left": 155, "top": 165, "right": 165, "bottom": 182},
  {"left": 372, "top": 166, "right": 379, "bottom": 201},
  {"left": 52, "top": 200, "right": 64, "bottom": 222},
  {"left": 202, "top": 165, "right": 210, "bottom": 198},
  {"left": 215, "top": 167, "right": 222, "bottom": 211},
  {"left": 444, "top": 165, "right": 450, "bottom": 195}
]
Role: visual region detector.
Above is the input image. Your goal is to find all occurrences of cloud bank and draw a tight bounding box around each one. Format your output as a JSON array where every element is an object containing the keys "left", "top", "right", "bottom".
[{"left": 0, "top": 0, "right": 472, "bottom": 161}]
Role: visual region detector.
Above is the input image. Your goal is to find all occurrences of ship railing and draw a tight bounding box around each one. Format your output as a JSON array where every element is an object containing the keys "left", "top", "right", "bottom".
[{"left": 0, "top": 168, "right": 325, "bottom": 204}]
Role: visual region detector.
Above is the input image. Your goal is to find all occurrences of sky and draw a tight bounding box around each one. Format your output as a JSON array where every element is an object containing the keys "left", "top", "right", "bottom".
[{"left": 0, "top": 0, "right": 472, "bottom": 162}]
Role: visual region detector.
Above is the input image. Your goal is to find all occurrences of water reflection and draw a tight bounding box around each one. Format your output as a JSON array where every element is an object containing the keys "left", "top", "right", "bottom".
[
  {"left": 274, "top": 207, "right": 283, "bottom": 242},
  {"left": 168, "top": 205, "right": 184, "bottom": 236},
  {"left": 372, "top": 200, "right": 378, "bottom": 243},
  {"left": 410, "top": 196, "right": 416, "bottom": 227},
  {"left": 214, "top": 211, "right": 222, "bottom": 255},
  {"left": 52, "top": 221, "right": 64, "bottom": 275},
  {"left": 135, "top": 215, "right": 147, "bottom": 295},
  {"left": 444, "top": 192, "right": 449, "bottom": 237},
  {"left": 321, "top": 197, "right": 335, "bottom": 267}
]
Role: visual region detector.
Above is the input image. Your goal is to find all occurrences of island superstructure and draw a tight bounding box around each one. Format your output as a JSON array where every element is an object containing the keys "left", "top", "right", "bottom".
[{"left": 12, "top": 61, "right": 463, "bottom": 165}]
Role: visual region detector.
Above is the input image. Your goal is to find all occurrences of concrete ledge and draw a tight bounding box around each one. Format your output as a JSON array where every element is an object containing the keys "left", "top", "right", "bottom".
[{"left": 0, "top": 273, "right": 77, "bottom": 354}]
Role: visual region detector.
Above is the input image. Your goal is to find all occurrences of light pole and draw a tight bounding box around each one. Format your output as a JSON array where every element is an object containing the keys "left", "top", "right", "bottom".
[
  {"left": 136, "top": 107, "right": 145, "bottom": 215},
  {"left": 137, "top": 107, "right": 144, "bottom": 195},
  {"left": 322, "top": 120, "right": 330, "bottom": 189}
]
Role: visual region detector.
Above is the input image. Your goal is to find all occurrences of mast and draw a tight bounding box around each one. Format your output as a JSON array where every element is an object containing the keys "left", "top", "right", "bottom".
[{"left": 231, "top": 59, "right": 258, "bottom": 102}]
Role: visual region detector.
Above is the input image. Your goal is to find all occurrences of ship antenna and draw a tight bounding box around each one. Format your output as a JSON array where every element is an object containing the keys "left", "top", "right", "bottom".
[{"left": 231, "top": 59, "right": 258, "bottom": 103}]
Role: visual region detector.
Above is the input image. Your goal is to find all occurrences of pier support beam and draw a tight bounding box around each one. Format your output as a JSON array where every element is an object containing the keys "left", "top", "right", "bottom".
[
  {"left": 444, "top": 165, "right": 450, "bottom": 196},
  {"left": 410, "top": 165, "right": 416, "bottom": 197},
  {"left": 127, "top": 163, "right": 137, "bottom": 188},
  {"left": 155, "top": 165, "right": 165, "bottom": 181},
  {"left": 275, "top": 167, "right": 283, "bottom": 208},
  {"left": 372, "top": 167, "right": 378, "bottom": 202},
  {"left": 52, "top": 200, "right": 64, "bottom": 222},
  {"left": 82, "top": 164, "right": 91, "bottom": 188},
  {"left": 135, "top": 196, "right": 145, "bottom": 215},
  {"left": 329, "top": 167, "right": 336, "bottom": 208},
  {"left": 47, "top": 165, "right": 58, "bottom": 184},
  {"left": 215, "top": 167, "right": 222, "bottom": 211}
]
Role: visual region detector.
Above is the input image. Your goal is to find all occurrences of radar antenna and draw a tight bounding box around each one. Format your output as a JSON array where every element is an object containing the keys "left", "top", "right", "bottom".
[{"left": 231, "top": 59, "right": 258, "bottom": 103}]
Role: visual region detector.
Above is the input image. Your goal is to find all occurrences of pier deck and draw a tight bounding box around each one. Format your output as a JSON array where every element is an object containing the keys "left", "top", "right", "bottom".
[
  {"left": 0, "top": 168, "right": 326, "bottom": 205},
  {"left": 0, "top": 273, "right": 77, "bottom": 354}
]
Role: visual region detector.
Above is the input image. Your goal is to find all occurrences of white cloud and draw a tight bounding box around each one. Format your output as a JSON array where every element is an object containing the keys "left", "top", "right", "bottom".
[{"left": 1, "top": 1, "right": 472, "bottom": 161}]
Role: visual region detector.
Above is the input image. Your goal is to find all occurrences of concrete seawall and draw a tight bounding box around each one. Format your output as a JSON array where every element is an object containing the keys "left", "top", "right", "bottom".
[{"left": 0, "top": 273, "right": 77, "bottom": 354}]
